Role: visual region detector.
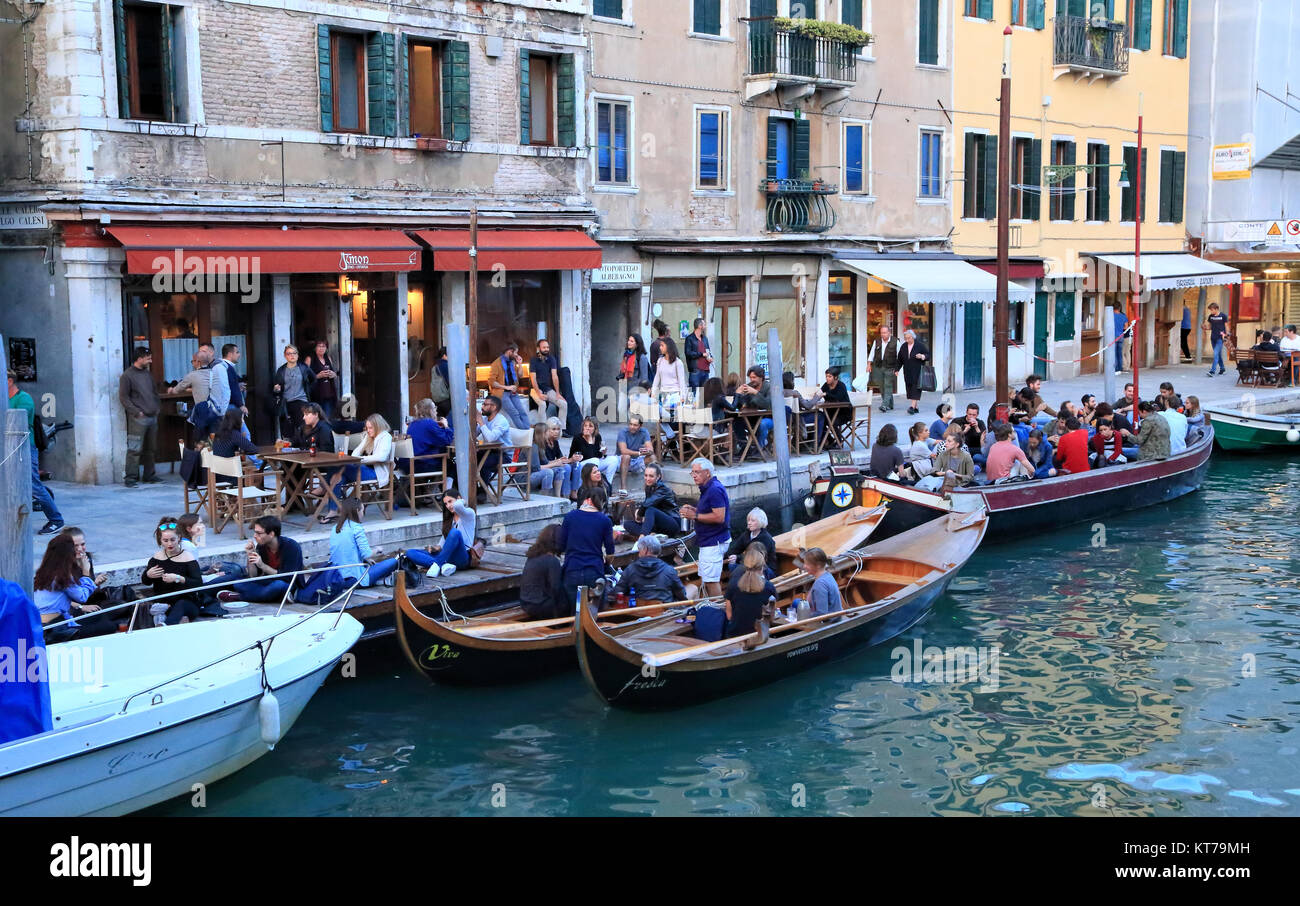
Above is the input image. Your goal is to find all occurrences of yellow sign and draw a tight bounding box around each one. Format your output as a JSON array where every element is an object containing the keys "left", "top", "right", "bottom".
[{"left": 1212, "top": 143, "right": 1252, "bottom": 180}]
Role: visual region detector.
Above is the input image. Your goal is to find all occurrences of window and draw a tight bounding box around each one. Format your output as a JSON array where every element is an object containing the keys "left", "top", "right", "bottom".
[
  {"left": 919, "top": 129, "right": 944, "bottom": 198},
  {"left": 841, "top": 0, "right": 864, "bottom": 29},
  {"left": 116, "top": 2, "right": 180, "bottom": 121},
  {"left": 1008, "top": 301, "right": 1026, "bottom": 344},
  {"left": 1010, "top": 137, "right": 1041, "bottom": 220},
  {"left": 693, "top": 0, "right": 722, "bottom": 35},
  {"left": 594, "top": 0, "right": 624, "bottom": 18},
  {"left": 1127, "top": 0, "right": 1152, "bottom": 49},
  {"left": 528, "top": 54, "right": 554, "bottom": 145},
  {"left": 1012, "top": 0, "right": 1045, "bottom": 28},
  {"left": 1085, "top": 142, "right": 1110, "bottom": 221},
  {"left": 964, "top": 0, "right": 992, "bottom": 19},
  {"left": 918, "top": 0, "right": 940, "bottom": 65},
  {"left": 790, "top": 0, "right": 817, "bottom": 17},
  {"left": 520, "top": 51, "right": 575, "bottom": 147},
  {"left": 1049, "top": 140, "right": 1076, "bottom": 222},
  {"left": 407, "top": 40, "right": 442, "bottom": 138},
  {"left": 331, "top": 32, "right": 366, "bottom": 133},
  {"left": 963, "top": 132, "right": 997, "bottom": 219},
  {"left": 697, "top": 109, "right": 729, "bottom": 189},
  {"left": 843, "top": 122, "right": 869, "bottom": 194},
  {"left": 1162, "top": 0, "right": 1187, "bottom": 57},
  {"left": 595, "top": 99, "right": 631, "bottom": 185},
  {"left": 1120, "top": 145, "right": 1148, "bottom": 222},
  {"left": 1157, "top": 148, "right": 1186, "bottom": 223}
]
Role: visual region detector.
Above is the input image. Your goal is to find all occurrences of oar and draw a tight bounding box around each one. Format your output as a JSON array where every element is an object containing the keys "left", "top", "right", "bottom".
[{"left": 458, "top": 599, "right": 703, "bottom": 637}]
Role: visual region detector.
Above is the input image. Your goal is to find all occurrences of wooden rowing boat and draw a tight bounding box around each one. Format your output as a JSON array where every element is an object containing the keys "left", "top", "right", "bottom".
[
  {"left": 574, "top": 508, "right": 988, "bottom": 710},
  {"left": 394, "top": 505, "right": 890, "bottom": 685},
  {"left": 1205, "top": 395, "right": 1300, "bottom": 452}
]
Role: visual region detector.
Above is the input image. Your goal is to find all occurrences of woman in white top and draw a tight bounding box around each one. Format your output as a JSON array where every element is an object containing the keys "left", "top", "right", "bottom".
[
  {"left": 323, "top": 413, "right": 393, "bottom": 522},
  {"left": 649, "top": 337, "right": 687, "bottom": 417},
  {"left": 903, "top": 422, "right": 936, "bottom": 478}
]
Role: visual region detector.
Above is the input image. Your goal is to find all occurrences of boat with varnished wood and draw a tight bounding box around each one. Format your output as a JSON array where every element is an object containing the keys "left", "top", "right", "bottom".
[
  {"left": 394, "top": 505, "right": 890, "bottom": 685},
  {"left": 574, "top": 508, "right": 987, "bottom": 710}
]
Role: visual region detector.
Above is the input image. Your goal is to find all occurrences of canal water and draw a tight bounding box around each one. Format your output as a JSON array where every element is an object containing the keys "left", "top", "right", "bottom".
[{"left": 147, "top": 455, "right": 1300, "bottom": 817}]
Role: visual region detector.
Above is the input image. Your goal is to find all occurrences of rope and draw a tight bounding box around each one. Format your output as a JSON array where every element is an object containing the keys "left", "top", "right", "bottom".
[
  {"left": 0, "top": 431, "right": 32, "bottom": 469},
  {"left": 1029, "top": 319, "right": 1135, "bottom": 366}
]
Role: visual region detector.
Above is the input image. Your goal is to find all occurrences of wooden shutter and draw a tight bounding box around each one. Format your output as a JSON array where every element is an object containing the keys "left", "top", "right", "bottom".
[
  {"left": 557, "top": 54, "right": 576, "bottom": 147},
  {"left": 113, "top": 0, "right": 131, "bottom": 117},
  {"left": 766, "top": 119, "right": 779, "bottom": 181},
  {"left": 1170, "top": 151, "right": 1186, "bottom": 222},
  {"left": 1158, "top": 149, "right": 1175, "bottom": 221},
  {"left": 1133, "top": 0, "right": 1152, "bottom": 50},
  {"left": 1031, "top": 0, "right": 1046, "bottom": 29},
  {"left": 1062, "top": 141, "right": 1076, "bottom": 221},
  {"left": 1121, "top": 146, "right": 1135, "bottom": 221},
  {"left": 160, "top": 6, "right": 177, "bottom": 122},
  {"left": 441, "top": 41, "right": 471, "bottom": 142},
  {"left": 982, "top": 134, "right": 999, "bottom": 220},
  {"left": 794, "top": 118, "right": 810, "bottom": 178},
  {"left": 842, "top": 0, "right": 863, "bottom": 29},
  {"left": 519, "top": 49, "right": 531, "bottom": 145},
  {"left": 366, "top": 33, "right": 397, "bottom": 137},
  {"left": 695, "top": 0, "right": 721, "bottom": 35},
  {"left": 1097, "top": 144, "right": 1111, "bottom": 221},
  {"left": 1027, "top": 139, "right": 1043, "bottom": 220},
  {"left": 1139, "top": 146, "right": 1148, "bottom": 220},
  {"left": 919, "top": 0, "right": 938, "bottom": 64},
  {"left": 964, "top": 132, "right": 980, "bottom": 218},
  {"left": 317, "top": 25, "right": 333, "bottom": 132},
  {"left": 978, "top": 0, "right": 993, "bottom": 19},
  {"left": 1174, "top": 0, "right": 1188, "bottom": 57}
]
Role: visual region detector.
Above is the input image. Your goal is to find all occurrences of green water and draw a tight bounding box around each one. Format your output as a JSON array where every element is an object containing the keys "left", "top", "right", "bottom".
[{"left": 147, "top": 455, "right": 1300, "bottom": 817}]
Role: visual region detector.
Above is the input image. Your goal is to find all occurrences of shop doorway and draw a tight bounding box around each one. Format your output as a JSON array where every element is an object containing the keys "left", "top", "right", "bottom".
[
  {"left": 963, "top": 302, "right": 984, "bottom": 389},
  {"left": 713, "top": 277, "right": 747, "bottom": 382},
  {"left": 591, "top": 288, "right": 640, "bottom": 413},
  {"left": 1033, "top": 291, "right": 1050, "bottom": 373},
  {"left": 406, "top": 280, "right": 441, "bottom": 417}
]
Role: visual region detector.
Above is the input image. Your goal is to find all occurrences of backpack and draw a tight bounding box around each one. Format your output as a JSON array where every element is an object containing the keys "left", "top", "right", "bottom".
[
  {"left": 693, "top": 602, "right": 727, "bottom": 642},
  {"left": 429, "top": 366, "right": 451, "bottom": 404}
]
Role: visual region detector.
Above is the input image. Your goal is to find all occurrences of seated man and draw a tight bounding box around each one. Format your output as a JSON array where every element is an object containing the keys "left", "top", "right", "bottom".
[
  {"left": 217, "top": 516, "right": 305, "bottom": 603},
  {"left": 1156, "top": 398, "right": 1189, "bottom": 454},
  {"left": 981, "top": 423, "right": 1034, "bottom": 484},
  {"left": 1052, "top": 417, "right": 1091, "bottom": 474},
  {"left": 619, "top": 463, "right": 680, "bottom": 540},
  {"left": 733, "top": 366, "right": 775, "bottom": 454},
  {"left": 613, "top": 535, "right": 688, "bottom": 605},
  {"left": 1019, "top": 374, "right": 1057, "bottom": 426},
  {"left": 1157, "top": 381, "right": 1184, "bottom": 413},
  {"left": 475, "top": 394, "right": 512, "bottom": 499},
  {"left": 1279, "top": 325, "right": 1300, "bottom": 384},
  {"left": 1121, "top": 401, "right": 1170, "bottom": 461},
  {"left": 615, "top": 414, "right": 656, "bottom": 493},
  {"left": 1089, "top": 419, "right": 1127, "bottom": 468}
]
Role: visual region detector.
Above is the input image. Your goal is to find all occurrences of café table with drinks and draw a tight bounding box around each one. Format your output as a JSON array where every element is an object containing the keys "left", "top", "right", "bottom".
[{"left": 261, "top": 439, "right": 362, "bottom": 529}]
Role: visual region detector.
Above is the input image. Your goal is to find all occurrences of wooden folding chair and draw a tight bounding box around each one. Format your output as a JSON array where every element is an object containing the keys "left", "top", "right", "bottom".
[
  {"left": 847, "top": 392, "right": 874, "bottom": 450},
  {"left": 679, "top": 405, "right": 734, "bottom": 468},
  {"left": 208, "top": 454, "right": 283, "bottom": 539},
  {"left": 354, "top": 443, "right": 396, "bottom": 520},
  {"left": 497, "top": 427, "right": 534, "bottom": 501},
  {"left": 393, "top": 435, "right": 449, "bottom": 515}
]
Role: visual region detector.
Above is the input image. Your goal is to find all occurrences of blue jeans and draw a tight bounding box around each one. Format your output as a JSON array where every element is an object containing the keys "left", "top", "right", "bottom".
[
  {"left": 429, "top": 528, "right": 470, "bottom": 570},
  {"left": 295, "top": 568, "right": 345, "bottom": 605},
  {"left": 532, "top": 463, "right": 578, "bottom": 496},
  {"left": 624, "top": 507, "right": 680, "bottom": 538},
  {"left": 756, "top": 417, "right": 774, "bottom": 448},
  {"left": 236, "top": 577, "right": 294, "bottom": 602},
  {"left": 30, "top": 441, "right": 62, "bottom": 522},
  {"left": 364, "top": 557, "right": 400, "bottom": 586},
  {"left": 689, "top": 370, "right": 709, "bottom": 390},
  {"left": 1122, "top": 445, "right": 1140, "bottom": 460},
  {"left": 1211, "top": 338, "right": 1225, "bottom": 372},
  {"left": 500, "top": 393, "right": 531, "bottom": 430},
  {"left": 329, "top": 464, "right": 376, "bottom": 510}
]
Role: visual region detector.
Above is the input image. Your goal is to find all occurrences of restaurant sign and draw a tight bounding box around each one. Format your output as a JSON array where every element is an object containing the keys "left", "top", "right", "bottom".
[{"left": 592, "top": 262, "right": 643, "bottom": 287}]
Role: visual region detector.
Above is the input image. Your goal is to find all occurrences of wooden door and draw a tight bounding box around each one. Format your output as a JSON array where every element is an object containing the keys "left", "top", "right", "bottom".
[{"left": 963, "top": 302, "right": 984, "bottom": 389}]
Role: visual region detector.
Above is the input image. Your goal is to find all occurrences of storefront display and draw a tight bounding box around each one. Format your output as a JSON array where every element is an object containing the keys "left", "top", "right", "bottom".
[{"left": 827, "top": 273, "right": 855, "bottom": 373}]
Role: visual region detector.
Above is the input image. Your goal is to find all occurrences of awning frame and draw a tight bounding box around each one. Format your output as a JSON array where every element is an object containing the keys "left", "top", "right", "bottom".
[{"left": 834, "top": 257, "right": 1035, "bottom": 305}]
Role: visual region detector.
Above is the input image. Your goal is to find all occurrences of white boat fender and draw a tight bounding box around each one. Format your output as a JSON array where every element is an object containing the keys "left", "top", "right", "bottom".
[
  {"left": 259, "top": 690, "right": 281, "bottom": 750},
  {"left": 1287, "top": 429, "right": 1299, "bottom": 443}
]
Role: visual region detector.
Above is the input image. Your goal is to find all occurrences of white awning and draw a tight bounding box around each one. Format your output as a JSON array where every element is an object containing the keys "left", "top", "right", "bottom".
[
  {"left": 1089, "top": 253, "right": 1241, "bottom": 291},
  {"left": 834, "top": 258, "right": 1034, "bottom": 304}
]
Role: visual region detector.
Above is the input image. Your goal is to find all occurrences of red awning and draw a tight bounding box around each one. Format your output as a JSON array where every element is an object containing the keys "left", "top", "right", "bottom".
[
  {"left": 414, "top": 229, "right": 602, "bottom": 271},
  {"left": 971, "top": 261, "right": 1047, "bottom": 280},
  {"left": 105, "top": 226, "right": 422, "bottom": 274}
]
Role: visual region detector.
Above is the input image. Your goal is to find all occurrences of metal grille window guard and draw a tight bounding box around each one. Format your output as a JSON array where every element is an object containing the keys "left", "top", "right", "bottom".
[
  {"left": 745, "top": 18, "right": 860, "bottom": 83},
  {"left": 762, "top": 178, "right": 838, "bottom": 233}
]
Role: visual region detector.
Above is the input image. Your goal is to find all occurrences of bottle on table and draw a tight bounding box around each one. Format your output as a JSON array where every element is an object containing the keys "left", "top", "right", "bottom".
[{"left": 309, "top": 438, "right": 317, "bottom": 457}]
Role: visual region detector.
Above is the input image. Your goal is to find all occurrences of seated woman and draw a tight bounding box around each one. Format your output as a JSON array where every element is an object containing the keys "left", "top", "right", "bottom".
[
  {"left": 724, "top": 509, "right": 777, "bottom": 574},
  {"left": 141, "top": 518, "right": 207, "bottom": 625},
  {"left": 1184, "top": 395, "right": 1204, "bottom": 427},
  {"left": 322, "top": 413, "right": 393, "bottom": 523},
  {"left": 802, "top": 547, "right": 842, "bottom": 616},
  {"left": 870, "top": 423, "right": 905, "bottom": 479},
  {"left": 210, "top": 407, "right": 261, "bottom": 467},
  {"left": 724, "top": 545, "right": 776, "bottom": 639},
  {"left": 295, "top": 499, "right": 401, "bottom": 605},
  {"left": 574, "top": 461, "right": 615, "bottom": 513},
  {"left": 569, "top": 417, "right": 618, "bottom": 491},
  {"left": 177, "top": 513, "right": 245, "bottom": 605},
  {"left": 916, "top": 426, "right": 976, "bottom": 492},
  {"left": 901, "top": 423, "right": 936, "bottom": 480},
  {"left": 530, "top": 422, "right": 581, "bottom": 498},
  {"left": 1089, "top": 419, "right": 1127, "bottom": 468},
  {"left": 406, "top": 492, "right": 478, "bottom": 577},
  {"left": 33, "top": 534, "right": 121, "bottom": 641},
  {"left": 1020, "top": 428, "right": 1056, "bottom": 478},
  {"left": 698, "top": 376, "right": 739, "bottom": 440},
  {"left": 520, "top": 524, "right": 567, "bottom": 619}
]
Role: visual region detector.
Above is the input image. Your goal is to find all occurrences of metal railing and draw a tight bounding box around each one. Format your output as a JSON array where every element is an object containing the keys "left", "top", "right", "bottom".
[
  {"left": 1053, "top": 15, "right": 1130, "bottom": 75},
  {"left": 762, "top": 179, "right": 838, "bottom": 233},
  {"left": 745, "top": 18, "right": 859, "bottom": 83}
]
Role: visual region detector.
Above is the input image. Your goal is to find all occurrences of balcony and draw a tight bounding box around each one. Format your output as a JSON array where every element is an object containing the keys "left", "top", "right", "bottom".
[
  {"left": 744, "top": 18, "right": 868, "bottom": 103},
  {"left": 1053, "top": 15, "right": 1129, "bottom": 80},
  {"left": 762, "top": 178, "right": 837, "bottom": 234}
]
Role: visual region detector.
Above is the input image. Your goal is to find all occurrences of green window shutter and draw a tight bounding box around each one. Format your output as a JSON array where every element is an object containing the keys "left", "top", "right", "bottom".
[
  {"left": 1062, "top": 141, "right": 1076, "bottom": 221},
  {"left": 557, "top": 54, "right": 576, "bottom": 147},
  {"left": 1158, "top": 148, "right": 1174, "bottom": 221},
  {"left": 519, "top": 49, "right": 531, "bottom": 145},
  {"left": 1134, "top": 0, "right": 1152, "bottom": 50},
  {"left": 1031, "top": 0, "right": 1046, "bottom": 29},
  {"left": 1139, "top": 146, "right": 1148, "bottom": 221},
  {"left": 1097, "top": 144, "right": 1111, "bottom": 221},
  {"left": 366, "top": 32, "right": 397, "bottom": 137},
  {"left": 794, "top": 118, "right": 810, "bottom": 178},
  {"left": 442, "top": 41, "right": 471, "bottom": 142},
  {"left": 982, "top": 134, "right": 999, "bottom": 220},
  {"left": 1170, "top": 150, "right": 1186, "bottom": 222},
  {"left": 1174, "top": 0, "right": 1188, "bottom": 57},
  {"left": 114, "top": 0, "right": 130, "bottom": 117},
  {"left": 963, "top": 132, "right": 980, "bottom": 218},
  {"left": 766, "top": 119, "right": 779, "bottom": 181},
  {"left": 695, "top": 0, "right": 721, "bottom": 35},
  {"left": 1027, "top": 139, "right": 1043, "bottom": 220},
  {"left": 919, "top": 0, "right": 938, "bottom": 64},
  {"left": 161, "top": 6, "right": 177, "bottom": 122},
  {"left": 1121, "top": 146, "right": 1136, "bottom": 221},
  {"left": 317, "top": 25, "right": 333, "bottom": 132},
  {"left": 842, "top": 0, "right": 863, "bottom": 29},
  {"left": 1054, "top": 292, "right": 1076, "bottom": 341},
  {"left": 398, "top": 36, "right": 409, "bottom": 137},
  {"left": 978, "top": 0, "right": 993, "bottom": 19}
]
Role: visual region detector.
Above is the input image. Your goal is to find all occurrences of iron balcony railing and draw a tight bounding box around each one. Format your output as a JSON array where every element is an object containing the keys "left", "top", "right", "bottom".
[
  {"left": 762, "top": 178, "right": 838, "bottom": 234},
  {"left": 745, "top": 18, "right": 859, "bottom": 83},
  {"left": 1053, "top": 15, "right": 1130, "bottom": 75}
]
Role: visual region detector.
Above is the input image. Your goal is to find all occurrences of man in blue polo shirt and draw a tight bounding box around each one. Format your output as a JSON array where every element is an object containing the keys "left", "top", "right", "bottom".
[{"left": 680, "top": 458, "right": 730, "bottom": 597}]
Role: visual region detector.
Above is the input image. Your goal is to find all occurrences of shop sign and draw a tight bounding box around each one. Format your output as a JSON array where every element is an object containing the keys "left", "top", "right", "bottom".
[
  {"left": 592, "top": 262, "right": 642, "bottom": 286},
  {"left": 339, "top": 251, "right": 420, "bottom": 270},
  {"left": 1212, "top": 143, "right": 1252, "bottom": 180},
  {"left": 0, "top": 203, "right": 47, "bottom": 229}
]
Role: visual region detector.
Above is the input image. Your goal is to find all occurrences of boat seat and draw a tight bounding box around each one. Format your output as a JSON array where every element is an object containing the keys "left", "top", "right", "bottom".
[{"left": 853, "top": 571, "right": 919, "bottom": 586}]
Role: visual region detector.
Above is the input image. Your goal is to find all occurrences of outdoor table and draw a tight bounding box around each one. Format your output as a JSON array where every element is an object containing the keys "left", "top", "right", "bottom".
[
  {"left": 733, "top": 408, "right": 773, "bottom": 462},
  {"left": 262, "top": 449, "right": 362, "bottom": 527}
]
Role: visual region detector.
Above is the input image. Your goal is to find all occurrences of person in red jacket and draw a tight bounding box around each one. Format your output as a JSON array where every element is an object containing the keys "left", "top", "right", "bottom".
[
  {"left": 1052, "top": 417, "right": 1091, "bottom": 474},
  {"left": 1089, "top": 419, "right": 1127, "bottom": 468}
]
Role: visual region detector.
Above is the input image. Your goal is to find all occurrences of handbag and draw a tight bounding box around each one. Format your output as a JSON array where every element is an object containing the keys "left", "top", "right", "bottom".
[{"left": 919, "top": 365, "right": 937, "bottom": 393}]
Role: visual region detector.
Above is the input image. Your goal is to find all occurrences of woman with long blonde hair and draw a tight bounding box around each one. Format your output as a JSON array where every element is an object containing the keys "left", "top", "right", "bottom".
[
  {"left": 724, "top": 543, "right": 776, "bottom": 638},
  {"left": 323, "top": 413, "right": 394, "bottom": 522}
]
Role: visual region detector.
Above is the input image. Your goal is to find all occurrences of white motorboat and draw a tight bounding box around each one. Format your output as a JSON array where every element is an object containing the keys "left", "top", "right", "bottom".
[{"left": 0, "top": 612, "right": 361, "bottom": 816}]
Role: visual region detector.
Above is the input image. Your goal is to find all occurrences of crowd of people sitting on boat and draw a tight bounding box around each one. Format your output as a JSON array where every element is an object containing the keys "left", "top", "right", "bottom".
[{"left": 867, "top": 374, "right": 1205, "bottom": 492}]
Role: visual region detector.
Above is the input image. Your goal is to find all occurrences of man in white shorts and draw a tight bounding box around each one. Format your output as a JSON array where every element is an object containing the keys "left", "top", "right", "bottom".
[{"left": 679, "top": 458, "right": 730, "bottom": 598}]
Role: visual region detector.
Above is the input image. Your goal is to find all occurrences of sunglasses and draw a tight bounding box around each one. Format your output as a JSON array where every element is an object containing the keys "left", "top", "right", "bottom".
[{"left": 158, "top": 522, "right": 178, "bottom": 531}]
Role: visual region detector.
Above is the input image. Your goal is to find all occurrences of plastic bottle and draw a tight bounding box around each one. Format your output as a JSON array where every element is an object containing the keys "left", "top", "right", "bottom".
[{"left": 628, "top": 587, "right": 636, "bottom": 609}]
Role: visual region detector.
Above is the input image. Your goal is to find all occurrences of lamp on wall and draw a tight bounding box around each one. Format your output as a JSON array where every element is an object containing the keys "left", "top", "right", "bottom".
[{"left": 341, "top": 277, "right": 360, "bottom": 298}]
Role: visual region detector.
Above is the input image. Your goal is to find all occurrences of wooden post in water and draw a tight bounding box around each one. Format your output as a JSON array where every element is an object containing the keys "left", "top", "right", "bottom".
[
  {"left": 447, "top": 324, "right": 474, "bottom": 506},
  {"left": 1102, "top": 304, "right": 1116, "bottom": 408},
  {"left": 0, "top": 336, "right": 34, "bottom": 595},
  {"left": 768, "top": 328, "right": 793, "bottom": 510}
]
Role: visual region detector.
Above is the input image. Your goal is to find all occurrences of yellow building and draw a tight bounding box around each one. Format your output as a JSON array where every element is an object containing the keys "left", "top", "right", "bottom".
[{"left": 950, "top": 0, "right": 1232, "bottom": 389}]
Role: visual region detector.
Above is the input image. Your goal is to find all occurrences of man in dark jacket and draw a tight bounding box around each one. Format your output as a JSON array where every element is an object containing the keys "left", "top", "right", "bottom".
[
  {"left": 619, "top": 463, "right": 680, "bottom": 539},
  {"left": 218, "top": 515, "right": 306, "bottom": 603},
  {"left": 683, "top": 318, "right": 713, "bottom": 389},
  {"left": 119, "top": 347, "right": 161, "bottom": 487},
  {"left": 614, "top": 535, "right": 688, "bottom": 604},
  {"left": 866, "top": 325, "right": 899, "bottom": 411}
]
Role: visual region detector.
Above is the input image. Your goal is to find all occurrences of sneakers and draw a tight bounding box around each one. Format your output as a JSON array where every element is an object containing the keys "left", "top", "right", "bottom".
[
  {"left": 149, "top": 602, "right": 169, "bottom": 627},
  {"left": 142, "top": 475, "right": 163, "bottom": 484},
  {"left": 1206, "top": 370, "right": 1216, "bottom": 377},
  {"left": 216, "top": 590, "right": 241, "bottom": 604},
  {"left": 439, "top": 563, "right": 457, "bottom": 577},
  {"left": 37, "top": 520, "right": 65, "bottom": 535},
  {"left": 124, "top": 479, "right": 138, "bottom": 488}
]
